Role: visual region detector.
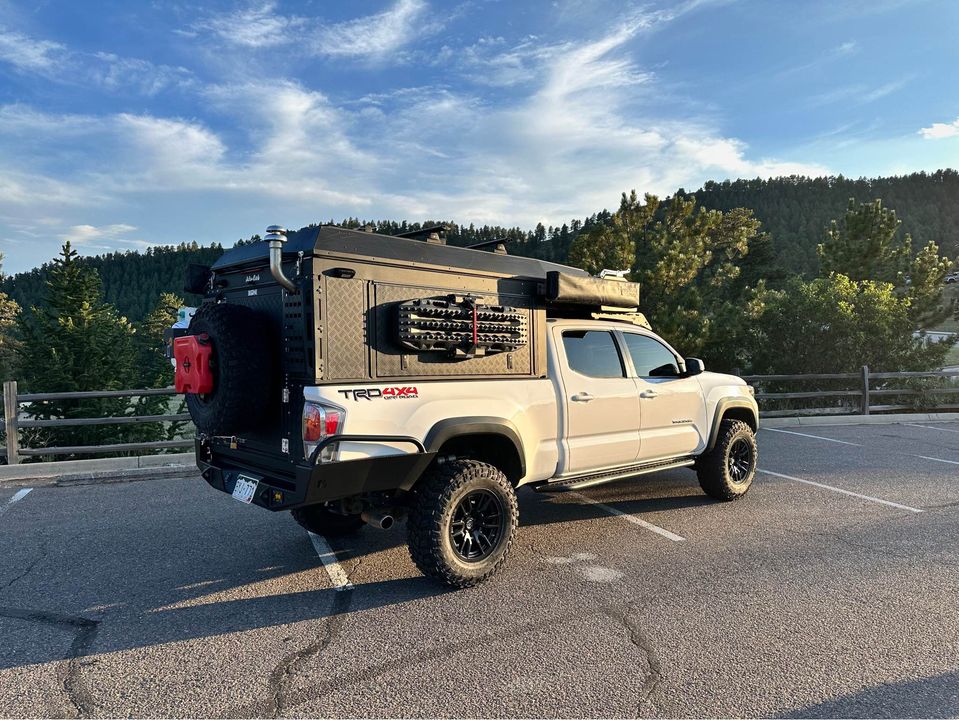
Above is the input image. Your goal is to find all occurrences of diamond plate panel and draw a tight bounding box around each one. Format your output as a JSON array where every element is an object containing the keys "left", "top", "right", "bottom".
[{"left": 325, "top": 277, "right": 369, "bottom": 381}]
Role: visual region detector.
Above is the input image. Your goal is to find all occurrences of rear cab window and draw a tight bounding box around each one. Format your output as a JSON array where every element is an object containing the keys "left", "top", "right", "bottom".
[{"left": 561, "top": 330, "right": 625, "bottom": 378}]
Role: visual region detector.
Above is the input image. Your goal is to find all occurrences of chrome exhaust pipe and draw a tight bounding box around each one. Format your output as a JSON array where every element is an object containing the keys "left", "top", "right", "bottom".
[
  {"left": 265, "top": 225, "right": 297, "bottom": 293},
  {"left": 361, "top": 511, "right": 395, "bottom": 530}
]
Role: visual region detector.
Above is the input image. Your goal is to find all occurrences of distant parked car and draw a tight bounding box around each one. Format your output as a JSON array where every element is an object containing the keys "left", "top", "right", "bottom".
[{"left": 945, "top": 272, "right": 959, "bottom": 284}]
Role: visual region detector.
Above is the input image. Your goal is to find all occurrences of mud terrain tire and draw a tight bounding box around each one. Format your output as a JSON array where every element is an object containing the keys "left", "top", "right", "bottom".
[
  {"left": 407, "top": 459, "right": 518, "bottom": 589},
  {"left": 184, "top": 302, "right": 275, "bottom": 435},
  {"left": 697, "top": 419, "right": 758, "bottom": 501}
]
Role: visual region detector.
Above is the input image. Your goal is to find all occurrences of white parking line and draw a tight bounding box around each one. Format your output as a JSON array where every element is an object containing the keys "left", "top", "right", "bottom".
[
  {"left": 568, "top": 491, "right": 686, "bottom": 542},
  {"left": 308, "top": 532, "right": 354, "bottom": 592},
  {"left": 763, "top": 428, "right": 861, "bottom": 446},
  {"left": 912, "top": 454, "right": 959, "bottom": 466},
  {"left": 758, "top": 469, "right": 922, "bottom": 513},
  {"left": 906, "top": 423, "right": 959, "bottom": 434},
  {"left": 0, "top": 488, "right": 33, "bottom": 518}
]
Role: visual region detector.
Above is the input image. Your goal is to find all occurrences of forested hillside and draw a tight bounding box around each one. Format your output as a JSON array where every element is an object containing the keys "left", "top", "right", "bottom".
[
  {"left": 3, "top": 243, "right": 227, "bottom": 322},
  {"left": 3, "top": 171, "right": 958, "bottom": 322},
  {"left": 688, "top": 170, "right": 959, "bottom": 275}
]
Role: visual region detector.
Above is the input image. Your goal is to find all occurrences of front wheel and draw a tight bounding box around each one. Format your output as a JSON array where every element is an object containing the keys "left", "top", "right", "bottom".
[
  {"left": 696, "top": 419, "right": 758, "bottom": 501},
  {"left": 407, "top": 460, "right": 519, "bottom": 588}
]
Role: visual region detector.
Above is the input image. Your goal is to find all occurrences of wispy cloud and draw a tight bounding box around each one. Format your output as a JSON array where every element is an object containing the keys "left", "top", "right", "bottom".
[
  {"left": 0, "top": 25, "right": 66, "bottom": 71},
  {"left": 809, "top": 77, "right": 909, "bottom": 107},
  {"left": 60, "top": 223, "right": 137, "bottom": 245},
  {"left": 919, "top": 117, "right": 959, "bottom": 140},
  {"left": 0, "top": 25, "right": 192, "bottom": 95},
  {"left": 313, "top": 0, "right": 429, "bottom": 60},
  {"left": 186, "top": 2, "right": 305, "bottom": 48}
]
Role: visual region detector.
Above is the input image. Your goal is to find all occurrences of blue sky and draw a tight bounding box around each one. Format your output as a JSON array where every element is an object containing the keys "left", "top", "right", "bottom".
[{"left": 1, "top": 0, "right": 957, "bottom": 273}]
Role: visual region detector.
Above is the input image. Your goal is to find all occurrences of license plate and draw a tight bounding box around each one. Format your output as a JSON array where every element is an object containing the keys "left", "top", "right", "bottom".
[{"left": 231, "top": 475, "right": 259, "bottom": 504}]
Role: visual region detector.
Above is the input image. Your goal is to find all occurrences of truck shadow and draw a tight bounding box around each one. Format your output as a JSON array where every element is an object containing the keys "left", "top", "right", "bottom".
[
  {"left": 0, "top": 470, "right": 714, "bottom": 671},
  {"left": 778, "top": 671, "right": 959, "bottom": 718}
]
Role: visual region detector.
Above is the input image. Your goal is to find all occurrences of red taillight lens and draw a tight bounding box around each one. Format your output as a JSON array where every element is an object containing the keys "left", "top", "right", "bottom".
[
  {"left": 303, "top": 403, "right": 343, "bottom": 442},
  {"left": 324, "top": 409, "right": 341, "bottom": 437},
  {"left": 303, "top": 404, "right": 324, "bottom": 442}
]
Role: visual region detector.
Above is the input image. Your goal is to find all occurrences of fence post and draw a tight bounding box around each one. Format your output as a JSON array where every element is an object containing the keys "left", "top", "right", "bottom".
[
  {"left": 3, "top": 380, "right": 20, "bottom": 465},
  {"left": 861, "top": 365, "right": 870, "bottom": 415}
]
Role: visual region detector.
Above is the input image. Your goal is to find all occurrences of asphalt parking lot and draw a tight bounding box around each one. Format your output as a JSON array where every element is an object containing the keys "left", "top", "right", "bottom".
[{"left": 1, "top": 420, "right": 958, "bottom": 718}]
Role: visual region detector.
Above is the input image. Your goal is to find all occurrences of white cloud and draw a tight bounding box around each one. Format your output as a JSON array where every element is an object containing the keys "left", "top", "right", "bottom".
[
  {"left": 0, "top": 26, "right": 66, "bottom": 71},
  {"left": 60, "top": 223, "right": 138, "bottom": 245},
  {"left": 0, "top": 24, "right": 192, "bottom": 96},
  {"left": 190, "top": 2, "right": 305, "bottom": 48},
  {"left": 313, "top": 0, "right": 428, "bottom": 59},
  {"left": 809, "top": 78, "right": 909, "bottom": 108},
  {"left": 919, "top": 118, "right": 959, "bottom": 140},
  {"left": 90, "top": 53, "right": 194, "bottom": 96}
]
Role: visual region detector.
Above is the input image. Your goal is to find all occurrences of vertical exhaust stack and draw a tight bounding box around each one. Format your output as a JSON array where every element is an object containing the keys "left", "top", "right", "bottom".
[{"left": 266, "top": 225, "right": 297, "bottom": 293}]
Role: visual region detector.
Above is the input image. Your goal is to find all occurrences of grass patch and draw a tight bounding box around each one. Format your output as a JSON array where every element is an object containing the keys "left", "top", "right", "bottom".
[{"left": 945, "top": 344, "right": 959, "bottom": 367}]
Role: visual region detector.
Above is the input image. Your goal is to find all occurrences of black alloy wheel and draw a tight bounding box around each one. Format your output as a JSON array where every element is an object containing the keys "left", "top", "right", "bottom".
[
  {"left": 449, "top": 489, "right": 504, "bottom": 561},
  {"left": 727, "top": 437, "right": 754, "bottom": 484}
]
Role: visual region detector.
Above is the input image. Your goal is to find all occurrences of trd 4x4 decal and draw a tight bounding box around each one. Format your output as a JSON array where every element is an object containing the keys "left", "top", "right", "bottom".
[{"left": 338, "top": 387, "right": 419, "bottom": 401}]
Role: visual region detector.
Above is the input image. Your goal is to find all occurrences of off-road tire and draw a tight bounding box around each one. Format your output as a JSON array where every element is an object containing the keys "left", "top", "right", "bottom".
[
  {"left": 697, "top": 419, "right": 757, "bottom": 501},
  {"left": 184, "top": 302, "right": 276, "bottom": 435},
  {"left": 291, "top": 505, "right": 365, "bottom": 537},
  {"left": 407, "top": 460, "right": 519, "bottom": 589}
]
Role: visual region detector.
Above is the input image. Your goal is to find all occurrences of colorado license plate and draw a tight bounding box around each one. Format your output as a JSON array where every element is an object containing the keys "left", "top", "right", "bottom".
[{"left": 231, "top": 475, "right": 259, "bottom": 504}]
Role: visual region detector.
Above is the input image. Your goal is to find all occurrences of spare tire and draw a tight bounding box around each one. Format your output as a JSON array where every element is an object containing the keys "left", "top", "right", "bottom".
[{"left": 184, "top": 302, "right": 276, "bottom": 435}]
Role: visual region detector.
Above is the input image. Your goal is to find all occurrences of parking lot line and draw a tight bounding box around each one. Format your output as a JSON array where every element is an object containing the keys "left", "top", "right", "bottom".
[
  {"left": 763, "top": 428, "right": 861, "bottom": 446},
  {"left": 0, "top": 487, "right": 32, "bottom": 518},
  {"left": 307, "top": 532, "right": 355, "bottom": 592},
  {"left": 758, "top": 469, "right": 922, "bottom": 513},
  {"left": 906, "top": 423, "right": 959, "bottom": 434},
  {"left": 911, "top": 454, "right": 959, "bottom": 466},
  {"left": 568, "top": 491, "right": 686, "bottom": 541}
]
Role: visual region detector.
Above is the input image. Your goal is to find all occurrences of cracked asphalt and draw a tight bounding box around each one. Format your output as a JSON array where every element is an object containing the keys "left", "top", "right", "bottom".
[{"left": 1, "top": 420, "right": 958, "bottom": 718}]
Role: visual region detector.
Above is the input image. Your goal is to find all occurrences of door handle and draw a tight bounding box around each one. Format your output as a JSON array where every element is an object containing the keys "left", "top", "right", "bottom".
[
  {"left": 571, "top": 392, "right": 594, "bottom": 402},
  {"left": 640, "top": 389, "right": 658, "bottom": 399}
]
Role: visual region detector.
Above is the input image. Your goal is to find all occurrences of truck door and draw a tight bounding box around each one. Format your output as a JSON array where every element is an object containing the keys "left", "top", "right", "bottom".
[
  {"left": 555, "top": 328, "right": 641, "bottom": 473},
  {"left": 619, "top": 331, "right": 707, "bottom": 460}
]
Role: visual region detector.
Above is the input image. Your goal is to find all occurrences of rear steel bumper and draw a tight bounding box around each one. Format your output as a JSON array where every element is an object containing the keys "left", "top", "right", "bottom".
[{"left": 195, "top": 436, "right": 436, "bottom": 511}]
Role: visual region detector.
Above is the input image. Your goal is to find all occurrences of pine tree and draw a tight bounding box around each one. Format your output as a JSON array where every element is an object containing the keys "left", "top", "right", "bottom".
[
  {"left": 818, "top": 199, "right": 909, "bottom": 282},
  {"left": 0, "top": 255, "right": 20, "bottom": 381},
  {"left": 16, "top": 242, "right": 140, "bottom": 456}
]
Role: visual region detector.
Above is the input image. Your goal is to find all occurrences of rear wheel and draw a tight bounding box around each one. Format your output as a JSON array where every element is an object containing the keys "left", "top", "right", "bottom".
[
  {"left": 407, "top": 459, "right": 518, "bottom": 588},
  {"left": 184, "top": 302, "right": 276, "bottom": 435},
  {"left": 696, "top": 419, "right": 757, "bottom": 501},
  {"left": 291, "top": 505, "right": 365, "bottom": 537}
]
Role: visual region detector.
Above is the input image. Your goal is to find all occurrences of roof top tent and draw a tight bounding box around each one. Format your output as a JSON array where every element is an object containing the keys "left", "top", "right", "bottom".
[{"left": 204, "top": 224, "right": 642, "bottom": 386}]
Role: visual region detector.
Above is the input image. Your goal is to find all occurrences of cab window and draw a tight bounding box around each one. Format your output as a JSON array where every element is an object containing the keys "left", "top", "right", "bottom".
[
  {"left": 562, "top": 330, "right": 625, "bottom": 378},
  {"left": 622, "top": 333, "right": 680, "bottom": 378}
]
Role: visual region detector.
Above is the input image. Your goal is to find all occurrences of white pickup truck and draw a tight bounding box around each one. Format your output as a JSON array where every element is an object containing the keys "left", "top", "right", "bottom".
[{"left": 177, "top": 225, "right": 759, "bottom": 588}]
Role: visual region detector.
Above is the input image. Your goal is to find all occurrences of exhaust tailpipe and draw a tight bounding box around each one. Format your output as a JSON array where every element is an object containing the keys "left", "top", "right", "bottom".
[
  {"left": 361, "top": 511, "right": 395, "bottom": 530},
  {"left": 265, "top": 225, "right": 297, "bottom": 293}
]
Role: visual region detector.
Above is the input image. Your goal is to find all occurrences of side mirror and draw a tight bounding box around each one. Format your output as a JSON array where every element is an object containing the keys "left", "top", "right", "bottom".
[{"left": 684, "top": 358, "right": 705, "bottom": 376}]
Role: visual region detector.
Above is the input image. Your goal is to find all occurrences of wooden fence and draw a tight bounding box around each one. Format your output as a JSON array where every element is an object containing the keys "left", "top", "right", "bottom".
[
  {"left": 2, "top": 381, "right": 191, "bottom": 465},
  {"left": 2, "top": 368, "right": 958, "bottom": 462},
  {"left": 742, "top": 366, "right": 959, "bottom": 418}
]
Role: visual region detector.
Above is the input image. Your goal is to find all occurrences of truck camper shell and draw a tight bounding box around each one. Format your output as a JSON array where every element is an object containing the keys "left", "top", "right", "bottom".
[{"left": 203, "top": 224, "right": 642, "bottom": 386}]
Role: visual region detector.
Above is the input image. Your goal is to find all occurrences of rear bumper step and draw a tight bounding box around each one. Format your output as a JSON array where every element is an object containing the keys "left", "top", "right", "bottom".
[{"left": 537, "top": 457, "right": 696, "bottom": 492}]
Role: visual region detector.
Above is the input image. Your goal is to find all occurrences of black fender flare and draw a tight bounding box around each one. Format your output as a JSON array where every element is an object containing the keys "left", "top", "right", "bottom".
[
  {"left": 424, "top": 416, "right": 527, "bottom": 479},
  {"left": 706, "top": 398, "right": 759, "bottom": 451}
]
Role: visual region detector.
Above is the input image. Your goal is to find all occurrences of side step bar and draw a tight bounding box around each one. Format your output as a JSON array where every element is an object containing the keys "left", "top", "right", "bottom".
[{"left": 536, "top": 457, "right": 696, "bottom": 492}]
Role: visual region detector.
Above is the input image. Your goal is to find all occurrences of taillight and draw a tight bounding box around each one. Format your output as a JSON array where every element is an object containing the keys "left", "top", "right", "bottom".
[{"left": 302, "top": 402, "right": 343, "bottom": 462}]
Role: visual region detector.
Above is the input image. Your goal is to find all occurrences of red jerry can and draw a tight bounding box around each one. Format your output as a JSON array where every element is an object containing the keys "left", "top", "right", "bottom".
[{"left": 173, "top": 334, "right": 214, "bottom": 394}]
